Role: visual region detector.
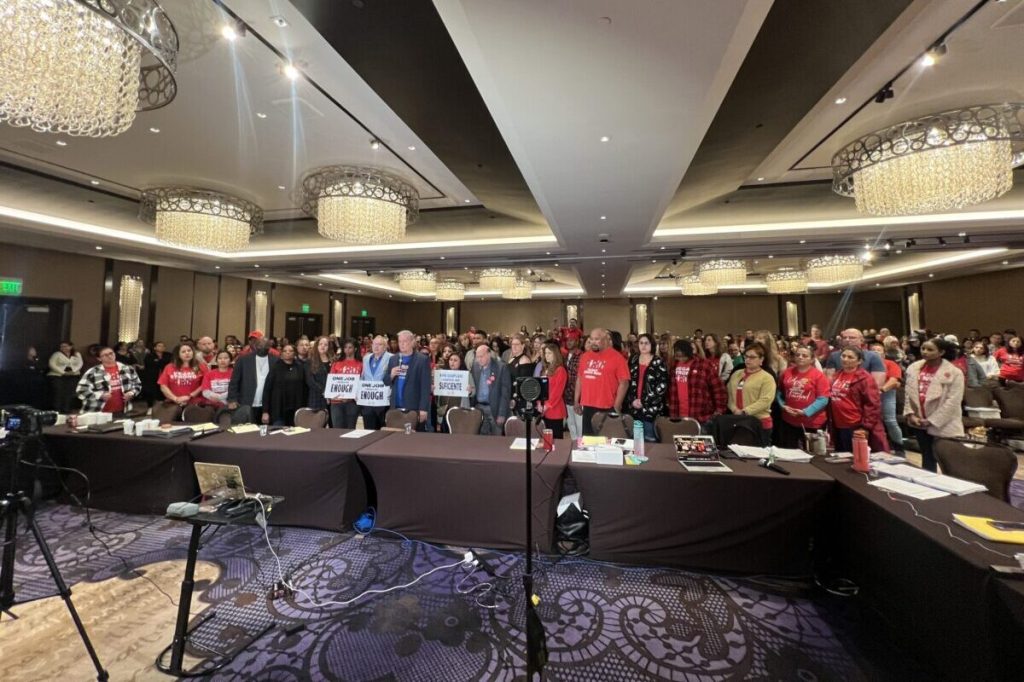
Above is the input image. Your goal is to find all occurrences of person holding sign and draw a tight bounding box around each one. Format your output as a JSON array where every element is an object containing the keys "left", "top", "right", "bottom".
[
  {"left": 436, "top": 352, "right": 474, "bottom": 432},
  {"left": 359, "top": 335, "right": 393, "bottom": 430},
  {"left": 328, "top": 338, "right": 363, "bottom": 429},
  {"left": 385, "top": 330, "right": 432, "bottom": 430}
]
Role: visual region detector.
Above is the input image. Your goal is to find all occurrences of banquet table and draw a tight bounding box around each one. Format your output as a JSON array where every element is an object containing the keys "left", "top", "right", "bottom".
[
  {"left": 43, "top": 427, "right": 197, "bottom": 515},
  {"left": 813, "top": 460, "right": 1024, "bottom": 681},
  {"left": 187, "top": 428, "right": 390, "bottom": 531},
  {"left": 570, "top": 444, "right": 834, "bottom": 574},
  {"left": 355, "top": 432, "right": 571, "bottom": 552}
]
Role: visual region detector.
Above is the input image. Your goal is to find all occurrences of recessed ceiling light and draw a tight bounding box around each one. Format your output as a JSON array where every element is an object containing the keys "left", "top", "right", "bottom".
[
  {"left": 379, "top": 270, "right": 384, "bottom": 273},
  {"left": 463, "top": 266, "right": 468, "bottom": 270},
  {"left": 768, "top": 254, "right": 774, "bottom": 259},
  {"left": 958, "top": 231, "right": 967, "bottom": 237},
  {"left": 300, "top": 272, "right": 305, "bottom": 276},
  {"left": 895, "top": 249, "right": 903, "bottom": 254},
  {"left": 545, "top": 251, "right": 551, "bottom": 255},
  {"left": 757, "top": 177, "right": 765, "bottom": 182},
  {"left": 55, "top": 140, "right": 67, "bottom": 146},
  {"left": 90, "top": 180, "right": 99, "bottom": 185},
  {"left": 277, "top": 185, "right": 285, "bottom": 190},
  {"left": 439, "top": 256, "right": 445, "bottom": 260},
  {"left": 271, "top": 15, "right": 289, "bottom": 28},
  {"left": 660, "top": 246, "right": 666, "bottom": 250},
  {"left": 601, "top": 261, "right": 605, "bottom": 265},
  {"left": 921, "top": 53, "right": 937, "bottom": 67},
  {"left": 256, "top": 112, "right": 267, "bottom": 119},
  {"left": 875, "top": 283, "right": 880, "bottom": 287},
  {"left": 1003, "top": 260, "right": 1010, "bottom": 265},
  {"left": 369, "top": 139, "right": 380, "bottom": 150},
  {"left": 601, "top": 249, "right": 606, "bottom": 253},
  {"left": 318, "top": 283, "right": 323, "bottom": 286},
  {"left": 283, "top": 63, "right": 300, "bottom": 80},
  {"left": 264, "top": 274, "right": 269, "bottom": 278},
  {"left": 95, "top": 245, "right": 102, "bottom": 250},
  {"left": 149, "top": 127, "right": 160, "bottom": 133},
  {"left": 253, "top": 264, "right": 260, "bottom": 268},
  {"left": 651, "top": 260, "right": 656, "bottom": 263},
  {"left": 753, "top": 260, "right": 759, "bottom": 264},
  {"left": 214, "top": 266, "right": 220, "bottom": 270},
  {"left": 600, "top": 215, "right": 607, "bottom": 220},
  {"left": 834, "top": 97, "right": 847, "bottom": 104},
  {"left": 221, "top": 24, "right": 238, "bottom": 41},
  {"left": 601, "top": 274, "right": 606, "bottom": 278},
  {"left": 407, "top": 145, "right": 416, "bottom": 151},
  {"left": 554, "top": 263, "right": 560, "bottom": 267},
  {"left": 799, "top": 239, "right": 806, "bottom": 244},
  {"left": 464, "top": 199, "right": 471, "bottom": 203},
  {"left": 600, "top": 135, "right": 610, "bottom": 142},
  {"left": 928, "top": 273, "right": 934, "bottom": 277}
]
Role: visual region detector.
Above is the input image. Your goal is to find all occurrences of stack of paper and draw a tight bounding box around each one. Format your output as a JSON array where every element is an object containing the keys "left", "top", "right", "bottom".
[
  {"left": 189, "top": 422, "right": 220, "bottom": 433},
  {"left": 509, "top": 438, "right": 541, "bottom": 450},
  {"left": 728, "top": 445, "right": 767, "bottom": 459},
  {"left": 768, "top": 448, "right": 813, "bottom": 463},
  {"left": 872, "top": 463, "right": 987, "bottom": 496},
  {"left": 868, "top": 476, "right": 950, "bottom": 500},
  {"left": 340, "top": 429, "right": 374, "bottom": 439},
  {"left": 280, "top": 426, "right": 310, "bottom": 436},
  {"left": 228, "top": 424, "right": 260, "bottom": 434}
]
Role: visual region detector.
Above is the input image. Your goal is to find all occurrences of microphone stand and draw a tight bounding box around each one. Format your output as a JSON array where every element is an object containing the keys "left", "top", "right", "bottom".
[{"left": 520, "top": 406, "right": 547, "bottom": 679}]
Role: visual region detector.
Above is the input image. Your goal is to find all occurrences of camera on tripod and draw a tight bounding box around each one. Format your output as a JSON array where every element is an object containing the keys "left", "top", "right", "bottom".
[
  {"left": 512, "top": 376, "right": 548, "bottom": 417},
  {"left": 1, "top": 405, "right": 59, "bottom": 437}
]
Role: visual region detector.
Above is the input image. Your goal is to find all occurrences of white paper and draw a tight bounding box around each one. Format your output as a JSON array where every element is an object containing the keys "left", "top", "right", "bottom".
[
  {"left": 433, "top": 369, "right": 470, "bottom": 397},
  {"left": 356, "top": 380, "right": 390, "bottom": 407},
  {"left": 728, "top": 445, "right": 768, "bottom": 459},
  {"left": 509, "top": 438, "right": 541, "bottom": 450},
  {"left": 571, "top": 449, "right": 597, "bottom": 463},
  {"left": 767, "top": 447, "right": 813, "bottom": 463},
  {"left": 324, "top": 373, "right": 360, "bottom": 400},
  {"left": 681, "top": 461, "right": 733, "bottom": 473},
  {"left": 340, "top": 429, "right": 374, "bottom": 439},
  {"left": 868, "top": 477, "right": 950, "bottom": 500},
  {"left": 557, "top": 492, "right": 582, "bottom": 515}
]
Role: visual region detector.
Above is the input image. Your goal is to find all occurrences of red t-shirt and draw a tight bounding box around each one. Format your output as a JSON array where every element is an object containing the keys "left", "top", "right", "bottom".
[
  {"left": 918, "top": 363, "right": 939, "bottom": 418},
  {"left": 559, "top": 327, "right": 583, "bottom": 349},
  {"left": 672, "top": 360, "right": 693, "bottom": 418},
  {"left": 780, "top": 366, "right": 829, "bottom": 429},
  {"left": 158, "top": 363, "right": 204, "bottom": 399},
  {"left": 201, "top": 368, "right": 233, "bottom": 404},
  {"left": 830, "top": 370, "right": 863, "bottom": 429},
  {"left": 995, "top": 348, "right": 1024, "bottom": 382},
  {"left": 103, "top": 365, "right": 124, "bottom": 413},
  {"left": 328, "top": 359, "right": 363, "bottom": 404},
  {"left": 578, "top": 347, "right": 629, "bottom": 409}
]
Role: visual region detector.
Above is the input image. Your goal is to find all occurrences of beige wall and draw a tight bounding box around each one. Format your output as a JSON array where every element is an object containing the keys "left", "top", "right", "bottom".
[
  {"left": 583, "top": 299, "right": 631, "bottom": 334},
  {"left": 191, "top": 273, "right": 220, "bottom": 341},
  {"left": 923, "top": 269, "right": 1024, "bottom": 334},
  {"left": 654, "top": 295, "right": 779, "bottom": 336},
  {"left": 272, "top": 284, "right": 331, "bottom": 336},
  {"left": 804, "top": 289, "right": 905, "bottom": 336},
  {"left": 460, "top": 299, "right": 563, "bottom": 336},
  {"left": 218, "top": 276, "right": 248, "bottom": 343},
  {"left": 153, "top": 267, "right": 195, "bottom": 345},
  {"left": 0, "top": 243, "right": 105, "bottom": 345},
  {"left": 343, "top": 296, "right": 441, "bottom": 337}
]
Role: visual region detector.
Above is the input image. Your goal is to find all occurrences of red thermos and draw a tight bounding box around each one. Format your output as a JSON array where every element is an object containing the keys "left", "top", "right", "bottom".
[{"left": 852, "top": 429, "right": 870, "bottom": 473}]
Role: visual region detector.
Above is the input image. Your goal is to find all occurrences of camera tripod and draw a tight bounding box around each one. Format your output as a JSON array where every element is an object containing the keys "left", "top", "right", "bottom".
[
  {"left": 517, "top": 404, "right": 548, "bottom": 680},
  {"left": 0, "top": 434, "right": 108, "bottom": 681}
]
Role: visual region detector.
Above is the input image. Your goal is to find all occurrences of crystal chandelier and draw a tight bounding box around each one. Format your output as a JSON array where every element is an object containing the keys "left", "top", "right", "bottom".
[
  {"left": 832, "top": 103, "right": 1024, "bottom": 216},
  {"left": 697, "top": 259, "right": 747, "bottom": 286},
  {"left": 503, "top": 278, "right": 534, "bottom": 300},
  {"left": 806, "top": 255, "right": 863, "bottom": 284},
  {"left": 0, "top": 0, "right": 178, "bottom": 137},
  {"left": 140, "top": 187, "right": 263, "bottom": 252},
  {"left": 435, "top": 279, "right": 465, "bottom": 301},
  {"left": 765, "top": 270, "right": 808, "bottom": 294},
  {"left": 478, "top": 268, "right": 517, "bottom": 292},
  {"left": 117, "top": 275, "right": 144, "bottom": 342},
  {"left": 300, "top": 166, "right": 419, "bottom": 244},
  {"left": 678, "top": 274, "right": 717, "bottom": 296},
  {"left": 395, "top": 270, "right": 436, "bottom": 293}
]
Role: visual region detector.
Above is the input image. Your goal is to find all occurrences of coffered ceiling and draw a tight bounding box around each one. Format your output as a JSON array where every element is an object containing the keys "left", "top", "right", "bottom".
[{"left": 1, "top": 0, "right": 1022, "bottom": 300}]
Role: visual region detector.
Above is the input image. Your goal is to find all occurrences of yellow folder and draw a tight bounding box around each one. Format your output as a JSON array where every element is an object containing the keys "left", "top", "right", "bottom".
[{"left": 952, "top": 514, "right": 1024, "bottom": 544}]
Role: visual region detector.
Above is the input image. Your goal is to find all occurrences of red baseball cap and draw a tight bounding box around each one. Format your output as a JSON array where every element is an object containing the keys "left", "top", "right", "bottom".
[{"left": 248, "top": 330, "right": 264, "bottom": 339}]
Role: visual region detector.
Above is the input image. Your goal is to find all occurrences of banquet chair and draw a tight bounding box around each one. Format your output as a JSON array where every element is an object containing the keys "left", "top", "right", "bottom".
[
  {"left": 446, "top": 407, "right": 483, "bottom": 435},
  {"left": 181, "top": 404, "right": 216, "bottom": 424},
  {"left": 934, "top": 439, "right": 1018, "bottom": 502},
  {"left": 592, "top": 412, "right": 633, "bottom": 439},
  {"left": 151, "top": 401, "right": 183, "bottom": 423},
  {"left": 655, "top": 416, "right": 702, "bottom": 443},
  {"left": 384, "top": 408, "right": 419, "bottom": 431},
  {"left": 963, "top": 386, "right": 996, "bottom": 430},
  {"left": 985, "top": 387, "right": 1024, "bottom": 439},
  {"left": 503, "top": 416, "right": 526, "bottom": 438},
  {"left": 294, "top": 408, "right": 329, "bottom": 429}
]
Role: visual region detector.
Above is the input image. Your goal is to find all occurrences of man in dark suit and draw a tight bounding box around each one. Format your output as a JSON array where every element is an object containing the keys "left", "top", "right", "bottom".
[
  {"left": 228, "top": 337, "right": 278, "bottom": 423},
  {"left": 470, "top": 343, "right": 512, "bottom": 436},
  {"left": 383, "top": 330, "right": 432, "bottom": 431}
]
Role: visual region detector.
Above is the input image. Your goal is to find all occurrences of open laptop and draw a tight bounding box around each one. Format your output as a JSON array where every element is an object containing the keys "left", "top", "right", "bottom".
[{"left": 193, "top": 462, "right": 254, "bottom": 501}]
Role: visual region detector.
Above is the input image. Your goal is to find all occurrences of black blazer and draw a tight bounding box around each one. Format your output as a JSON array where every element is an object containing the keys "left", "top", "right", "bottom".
[
  {"left": 228, "top": 353, "right": 278, "bottom": 405},
  {"left": 470, "top": 358, "right": 512, "bottom": 420}
]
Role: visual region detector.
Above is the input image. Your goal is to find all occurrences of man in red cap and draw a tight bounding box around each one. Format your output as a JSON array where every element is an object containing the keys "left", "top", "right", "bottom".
[{"left": 237, "top": 330, "right": 280, "bottom": 357}]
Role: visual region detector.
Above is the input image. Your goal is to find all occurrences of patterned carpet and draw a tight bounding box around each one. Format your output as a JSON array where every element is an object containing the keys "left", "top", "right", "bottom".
[{"left": 0, "top": 503, "right": 923, "bottom": 681}]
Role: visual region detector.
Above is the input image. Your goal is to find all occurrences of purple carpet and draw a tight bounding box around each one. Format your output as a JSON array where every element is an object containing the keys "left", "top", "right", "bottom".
[{"left": 8, "top": 503, "right": 925, "bottom": 680}]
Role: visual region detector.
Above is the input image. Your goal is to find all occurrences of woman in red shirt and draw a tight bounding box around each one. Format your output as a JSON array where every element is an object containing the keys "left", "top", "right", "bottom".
[
  {"left": 539, "top": 342, "right": 568, "bottom": 438},
  {"left": 994, "top": 336, "right": 1024, "bottom": 384},
  {"left": 777, "top": 344, "right": 830, "bottom": 448},
  {"left": 158, "top": 344, "right": 204, "bottom": 407},
  {"left": 828, "top": 347, "right": 888, "bottom": 454},
  {"left": 200, "top": 350, "right": 233, "bottom": 407},
  {"left": 328, "top": 338, "right": 363, "bottom": 429}
]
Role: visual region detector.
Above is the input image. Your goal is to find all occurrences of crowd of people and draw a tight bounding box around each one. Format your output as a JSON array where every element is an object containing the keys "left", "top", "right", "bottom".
[{"left": 8, "top": 319, "right": 1022, "bottom": 473}]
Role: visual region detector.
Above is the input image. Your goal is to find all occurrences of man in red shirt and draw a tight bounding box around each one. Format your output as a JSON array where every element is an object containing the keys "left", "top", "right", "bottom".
[
  {"left": 556, "top": 318, "right": 584, "bottom": 354},
  {"left": 237, "top": 330, "right": 281, "bottom": 357},
  {"left": 573, "top": 328, "right": 629, "bottom": 435},
  {"left": 667, "top": 339, "right": 726, "bottom": 425}
]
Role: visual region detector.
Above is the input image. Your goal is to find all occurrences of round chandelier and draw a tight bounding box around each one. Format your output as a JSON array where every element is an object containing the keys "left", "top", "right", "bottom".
[
  {"left": 832, "top": 103, "right": 1024, "bottom": 216},
  {"left": 0, "top": 0, "right": 178, "bottom": 137},
  {"left": 478, "top": 268, "right": 517, "bottom": 292},
  {"left": 502, "top": 278, "right": 534, "bottom": 300},
  {"left": 765, "top": 269, "right": 808, "bottom": 294},
  {"left": 140, "top": 187, "right": 263, "bottom": 252},
  {"left": 678, "top": 274, "right": 717, "bottom": 296},
  {"left": 300, "top": 166, "right": 419, "bottom": 244},
  {"left": 395, "top": 270, "right": 436, "bottom": 293},
  {"left": 435, "top": 279, "right": 465, "bottom": 301},
  {"left": 697, "top": 259, "right": 747, "bottom": 286},
  {"left": 806, "top": 255, "right": 863, "bottom": 284}
]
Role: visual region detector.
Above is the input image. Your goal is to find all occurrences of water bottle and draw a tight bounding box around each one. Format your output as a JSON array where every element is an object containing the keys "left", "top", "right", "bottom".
[
  {"left": 633, "top": 419, "right": 645, "bottom": 457},
  {"left": 852, "top": 429, "right": 870, "bottom": 473}
]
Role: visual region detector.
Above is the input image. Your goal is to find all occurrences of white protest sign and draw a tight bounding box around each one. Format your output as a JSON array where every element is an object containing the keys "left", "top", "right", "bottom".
[
  {"left": 324, "top": 373, "right": 360, "bottom": 400},
  {"left": 356, "top": 380, "right": 391, "bottom": 407},
  {"left": 434, "top": 369, "right": 469, "bottom": 397}
]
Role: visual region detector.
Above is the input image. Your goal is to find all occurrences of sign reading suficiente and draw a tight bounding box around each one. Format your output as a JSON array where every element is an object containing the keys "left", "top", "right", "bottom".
[
  {"left": 0, "top": 278, "right": 23, "bottom": 296},
  {"left": 433, "top": 369, "right": 470, "bottom": 397}
]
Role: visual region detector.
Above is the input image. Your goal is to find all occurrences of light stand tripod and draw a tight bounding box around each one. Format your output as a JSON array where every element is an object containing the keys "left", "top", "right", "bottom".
[
  {"left": 0, "top": 434, "right": 108, "bottom": 681},
  {"left": 516, "top": 391, "right": 549, "bottom": 680}
]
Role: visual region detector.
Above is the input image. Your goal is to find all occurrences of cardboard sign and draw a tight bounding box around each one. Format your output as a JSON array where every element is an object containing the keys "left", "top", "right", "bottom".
[
  {"left": 356, "top": 380, "right": 390, "bottom": 407},
  {"left": 324, "top": 373, "right": 359, "bottom": 400},
  {"left": 434, "top": 369, "right": 470, "bottom": 397}
]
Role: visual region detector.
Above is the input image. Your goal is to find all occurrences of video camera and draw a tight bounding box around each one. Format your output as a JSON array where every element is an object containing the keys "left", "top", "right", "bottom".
[
  {"left": 512, "top": 376, "right": 548, "bottom": 417},
  {"left": 1, "top": 405, "right": 59, "bottom": 437}
]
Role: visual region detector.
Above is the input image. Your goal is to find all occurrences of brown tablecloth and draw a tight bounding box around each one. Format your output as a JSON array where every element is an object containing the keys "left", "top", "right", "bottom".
[
  {"left": 43, "top": 427, "right": 197, "bottom": 515},
  {"left": 570, "top": 444, "right": 834, "bottom": 574},
  {"left": 187, "top": 428, "right": 389, "bottom": 531},
  {"left": 355, "top": 433, "right": 570, "bottom": 552},
  {"left": 814, "top": 460, "right": 1024, "bottom": 681}
]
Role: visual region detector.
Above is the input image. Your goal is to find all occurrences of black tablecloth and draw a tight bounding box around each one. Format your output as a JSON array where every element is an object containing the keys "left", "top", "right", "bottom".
[
  {"left": 187, "top": 429, "right": 389, "bottom": 531},
  {"left": 43, "top": 427, "right": 197, "bottom": 515},
  {"left": 570, "top": 444, "right": 834, "bottom": 574},
  {"left": 814, "top": 460, "right": 1024, "bottom": 681},
  {"left": 355, "top": 433, "right": 570, "bottom": 552}
]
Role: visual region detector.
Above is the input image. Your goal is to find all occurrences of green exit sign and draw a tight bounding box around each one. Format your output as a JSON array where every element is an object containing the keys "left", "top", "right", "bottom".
[
  {"left": 0, "top": 278, "right": 23, "bottom": 296},
  {"left": 301, "top": 304, "right": 310, "bottom": 313},
  {"left": 361, "top": 309, "right": 368, "bottom": 317}
]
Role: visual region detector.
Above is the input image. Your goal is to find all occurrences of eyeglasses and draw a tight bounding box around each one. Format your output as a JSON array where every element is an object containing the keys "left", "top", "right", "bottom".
[{"left": 744, "top": 354, "right": 762, "bottom": 360}]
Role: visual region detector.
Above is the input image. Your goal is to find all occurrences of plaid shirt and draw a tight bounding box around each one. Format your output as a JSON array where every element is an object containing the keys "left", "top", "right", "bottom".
[
  {"left": 564, "top": 350, "right": 581, "bottom": 405},
  {"left": 75, "top": 362, "right": 142, "bottom": 412},
  {"left": 667, "top": 357, "right": 726, "bottom": 423}
]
